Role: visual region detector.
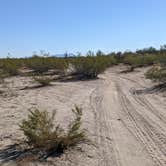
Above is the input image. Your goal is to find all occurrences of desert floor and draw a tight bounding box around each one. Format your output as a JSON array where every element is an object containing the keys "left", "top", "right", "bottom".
[{"left": 0, "top": 65, "right": 166, "bottom": 166}]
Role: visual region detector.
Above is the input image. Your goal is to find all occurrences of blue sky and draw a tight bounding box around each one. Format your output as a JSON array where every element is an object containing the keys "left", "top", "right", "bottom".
[{"left": 0, "top": 0, "right": 166, "bottom": 57}]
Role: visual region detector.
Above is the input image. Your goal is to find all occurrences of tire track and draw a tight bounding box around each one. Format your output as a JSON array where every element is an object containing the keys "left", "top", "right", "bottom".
[
  {"left": 111, "top": 74, "right": 166, "bottom": 166},
  {"left": 89, "top": 84, "right": 120, "bottom": 166},
  {"left": 132, "top": 90, "right": 166, "bottom": 124}
]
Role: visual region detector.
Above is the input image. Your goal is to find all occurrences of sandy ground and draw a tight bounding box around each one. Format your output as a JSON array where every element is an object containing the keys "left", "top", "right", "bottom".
[{"left": 0, "top": 65, "right": 166, "bottom": 166}]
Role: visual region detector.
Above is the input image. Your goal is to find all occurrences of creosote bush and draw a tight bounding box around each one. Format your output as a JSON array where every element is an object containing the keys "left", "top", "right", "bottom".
[
  {"left": 70, "top": 55, "right": 116, "bottom": 79},
  {"left": 0, "top": 58, "right": 22, "bottom": 76},
  {"left": 25, "top": 56, "right": 68, "bottom": 75},
  {"left": 19, "top": 106, "right": 86, "bottom": 155},
  {"left": 1, "top": 47, "right": 166, "bottom": 79},
  {"left": 122, "top": 54, "right": 158, "bottom": 72}
]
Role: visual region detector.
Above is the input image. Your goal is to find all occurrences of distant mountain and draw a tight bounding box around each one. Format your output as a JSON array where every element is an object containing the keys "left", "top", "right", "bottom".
[{"left": 53, "top": 53, "right": 76, "bottom": 57}]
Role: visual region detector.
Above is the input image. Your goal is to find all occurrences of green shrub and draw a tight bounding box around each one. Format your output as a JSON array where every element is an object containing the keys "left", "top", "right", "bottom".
[
  {"left": 25, "top": 57, "right": 52, "bottom": 74},
  {"left": 122, "top": 53, "right": 166, "bottom": 68},
  {"left": 122, "top": 54, "right": 160, "bottom": 72},
  {"left": 65, "top": 106, "right": 85, "bottom": 148},
  {"left": 123, "top": 55, "right": 142, "bottom": 67},
  {"left": 3, "top": 62, "right": 19, "bottom": 76},
  {"left": 19, "top": 106, "right": 86, "bottom": 154},
  {"left": 25, "top": 57, "right": 68, "bottom": 75},
  {"left": 0, "top": 58, "right": 21, "bottom": 76},
  {"left": 70, "top": 56, "right": 111, "bottom": 78}
]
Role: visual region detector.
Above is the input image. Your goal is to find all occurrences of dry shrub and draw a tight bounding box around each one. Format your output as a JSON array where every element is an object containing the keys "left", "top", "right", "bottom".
[
  {"left": 145, "top": 65, "right": 166, "bottom": 83},
  {"left": 33, "top": 76, "right": 53, "bottom": 87}
]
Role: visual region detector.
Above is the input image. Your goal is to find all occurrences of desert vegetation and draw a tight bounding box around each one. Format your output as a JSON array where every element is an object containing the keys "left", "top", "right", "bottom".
[
  {"left": 18, "top": 106, "right": 86, "bottom": 161},
  {"left": 0, "top": 51, "right": 117, "bottom": 80},
  {"left": 69, "top": 53, "right": 117, "bottom": 79},
  {"left": 0, "top": 58, "right": 22, "bottom": 77},
  {"left": 1, "top": 46, "right": 166, "bottom": 79},
  {"left": 145, "top": 60, "right": 166, "bottom": 86},
  {"left": 142, "top": 46, "right": 166, "bottom": 86},
  {"left": 25, "top": 56, "right": 68, "bottom": 75},
  {"left": 1, "top": 46, "right": 166, "bottom": 165},
  {"left": 33, "top": 76, "right": 53, "bottom": 87}
]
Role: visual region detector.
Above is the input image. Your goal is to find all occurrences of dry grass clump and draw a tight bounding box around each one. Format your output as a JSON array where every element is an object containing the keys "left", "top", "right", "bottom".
[
  {"left": 145, "top": 65, "right": 166, "bottom": 83},
  {"left": 33, "top": 76, "right": 53, "bottom": 87},
  {"left": 145, "top": 52, "right": 166, "bottom": 85}
]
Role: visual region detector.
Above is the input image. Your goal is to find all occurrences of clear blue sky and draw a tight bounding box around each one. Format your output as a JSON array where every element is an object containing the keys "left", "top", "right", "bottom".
[{"left": 0, "top": 0, "right": 166, "bottom": 57}]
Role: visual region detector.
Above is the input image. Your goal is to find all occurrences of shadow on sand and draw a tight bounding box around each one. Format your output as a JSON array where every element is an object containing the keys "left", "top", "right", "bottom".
[
  {"left": 0, "top": 143, "right": 63, "bottom": 164},
  {"left": 54, "top": 74, "right": 99, "bottom": 83},
  {"left": 0, "top": 144, "right": 28, "bottom": 163},
  {"left": 131, "top": 83, "right": 166, "bottom": 95}
]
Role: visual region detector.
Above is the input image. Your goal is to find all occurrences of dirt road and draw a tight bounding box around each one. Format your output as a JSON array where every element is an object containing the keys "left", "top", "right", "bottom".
[
  {"left": 91, "top": 66, "right": 166, "bottom": 166},
  {"left": 0, "top": 66, "right": 166, "bottom": 166}
]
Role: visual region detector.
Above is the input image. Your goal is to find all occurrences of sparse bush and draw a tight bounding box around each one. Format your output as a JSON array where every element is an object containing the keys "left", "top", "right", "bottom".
[
  {"left": 25, "top": 57, "right": 52, "bottom": 74},
  {"left": 33, "top": 76, "right": 52, "bottom": 87},
  {"left": 0, "top": 58, "right": 21, "bottom": 76},
  {"left": 122, "top": 54, "right": 160, "bottom": 72},
  {"left": 25, "top": 57, "right": 68, "bottom": 75},
  {"left": 19, "top": 106, "right": 86, "bottom": 155},
  {"left": 145, "top": 53, "right": 166, "bottom": 85},
  {"left": 70, "top": 56, "right": 110, "bottom": 79},
  {"left": 64, "top": 106, "right": 85, "bottom": 148},
  {"left": 3, "top": 62, "right": 19, "bottom": 76},
  {"left": 145, "top": 65, "right": 166, "bottom": 83}
]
